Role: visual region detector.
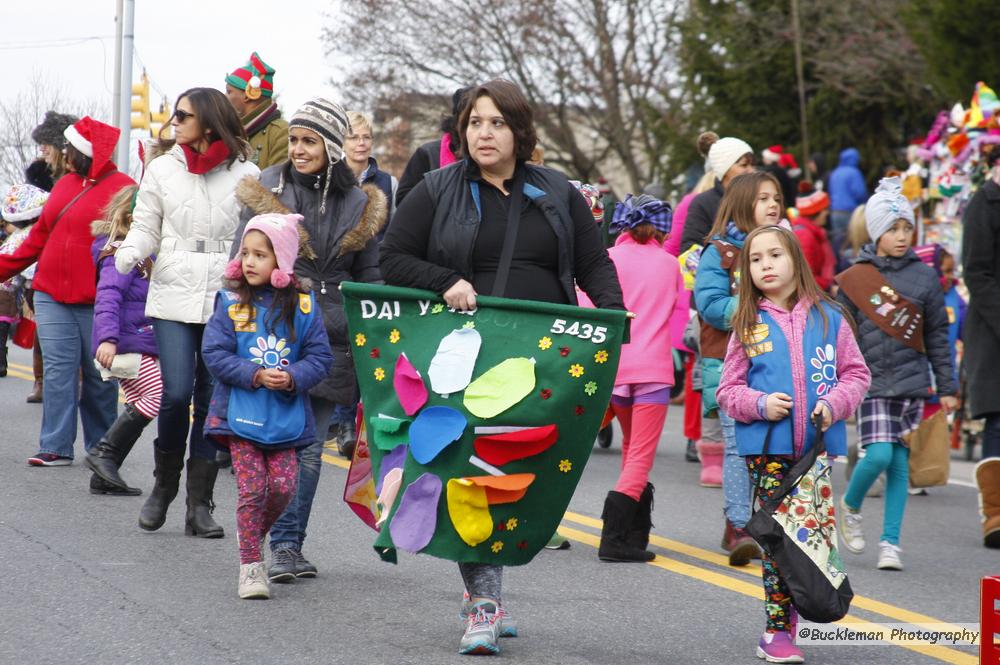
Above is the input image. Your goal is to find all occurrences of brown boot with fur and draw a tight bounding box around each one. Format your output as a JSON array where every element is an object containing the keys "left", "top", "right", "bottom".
[{"left": 975, "top": 459, "right": 1000, "bottom": 549}]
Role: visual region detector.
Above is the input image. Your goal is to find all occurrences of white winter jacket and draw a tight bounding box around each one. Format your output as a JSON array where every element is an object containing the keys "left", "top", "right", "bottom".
[{"left": 116, "top": 145, "right": 260, "bottom": 323}]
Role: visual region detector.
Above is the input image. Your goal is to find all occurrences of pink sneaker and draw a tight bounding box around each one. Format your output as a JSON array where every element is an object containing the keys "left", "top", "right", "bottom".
[{"left": 756, "top": 631, "right": 804, "bottom": 663}]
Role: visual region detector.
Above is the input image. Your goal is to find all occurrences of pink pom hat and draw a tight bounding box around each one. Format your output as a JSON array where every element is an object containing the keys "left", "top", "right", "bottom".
[{"left": 224, "top": 213, "right": 305, "bottom": 288}]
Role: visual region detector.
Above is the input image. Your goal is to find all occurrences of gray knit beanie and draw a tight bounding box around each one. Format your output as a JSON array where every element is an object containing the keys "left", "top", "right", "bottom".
[
  {"left": 865, "top": 176, "right": 914, "bottom": 242},
  {"left": 31, "top": 111, "right": 79, "bottom": 148}
]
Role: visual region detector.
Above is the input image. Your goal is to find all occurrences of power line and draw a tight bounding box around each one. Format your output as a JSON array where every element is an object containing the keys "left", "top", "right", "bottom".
[{"left": 0, "top": 35, "right": 115, "bottom": 50}]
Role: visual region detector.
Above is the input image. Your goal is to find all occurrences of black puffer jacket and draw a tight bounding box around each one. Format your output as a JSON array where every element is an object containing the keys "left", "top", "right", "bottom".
[
  {"left": 680, "top": 179, "right": 725, "bottom": 250},
  {"left": 836, "top": 244, "right": 956, "bottom": 399},
  {"left": 234, "top": 163, "right": 388, "bottom": 404}
]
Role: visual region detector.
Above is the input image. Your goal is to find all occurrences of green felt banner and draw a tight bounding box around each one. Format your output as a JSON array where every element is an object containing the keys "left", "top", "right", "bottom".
[{"left": 341, "top": 282, "right": 626, "bottom": 566}]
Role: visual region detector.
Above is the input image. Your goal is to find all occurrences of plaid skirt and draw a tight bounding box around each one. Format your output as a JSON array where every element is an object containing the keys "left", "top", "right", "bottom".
[{"left": 856, "top": 397, "right": 924, "bottom": 448}]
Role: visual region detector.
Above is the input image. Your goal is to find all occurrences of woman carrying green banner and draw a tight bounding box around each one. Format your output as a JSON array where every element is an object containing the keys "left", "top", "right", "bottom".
[{"left": 380, "top": 79, "right": 624, "bottom": 656}]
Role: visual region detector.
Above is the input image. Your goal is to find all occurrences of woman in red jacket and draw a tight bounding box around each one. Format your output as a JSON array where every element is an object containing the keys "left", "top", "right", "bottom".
[{"left": 0, "top": 117, "right": 136, "bottom": 466}]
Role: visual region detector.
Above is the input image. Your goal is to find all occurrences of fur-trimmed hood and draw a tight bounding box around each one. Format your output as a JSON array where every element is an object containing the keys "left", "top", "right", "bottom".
[{"left": 235, "top": 174, "right": 387, "bottom": 257}]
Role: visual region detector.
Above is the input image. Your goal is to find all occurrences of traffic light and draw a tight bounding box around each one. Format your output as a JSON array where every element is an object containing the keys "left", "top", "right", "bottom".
[
  {"left": 131, "top": 72, "right": 150, "bottom": 130},
  {"left": 150, "top": 99, "right": 172, "bottom": 139}
]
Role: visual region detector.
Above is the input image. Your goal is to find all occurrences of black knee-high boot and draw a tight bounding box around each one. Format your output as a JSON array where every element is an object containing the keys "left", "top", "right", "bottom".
[
  {"left": 86, "top": 403, "right": 151, "bottom": 494},
  {"left": 0, "top": 321, "right": 9, "bottom": 377},
  {"left": 138, "top": 445, "right": 185, "bottom": 530},
  {"left": 185, "top": 457, "right": 224, "bottom": 538}
]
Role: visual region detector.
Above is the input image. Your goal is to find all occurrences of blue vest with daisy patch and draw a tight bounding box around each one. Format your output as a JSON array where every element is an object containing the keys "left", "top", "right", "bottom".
[
  {"left": 224, "top": 290, "right": 318, "bottom": 445},
  {"left": 735, "top": 302, "right": 847, "bottom": 457}
]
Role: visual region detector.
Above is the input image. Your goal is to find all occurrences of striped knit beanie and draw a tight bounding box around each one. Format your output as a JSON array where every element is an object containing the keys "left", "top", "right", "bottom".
[{"left": 289, "top": 98, "right": 349, "bottom": 166}]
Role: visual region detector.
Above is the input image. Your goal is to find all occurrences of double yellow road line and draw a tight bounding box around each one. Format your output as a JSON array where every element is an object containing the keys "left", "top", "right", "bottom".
[
  {"left": 3, "top": 361, "right": 973, "bottom": 662},
  {"left": 322, "top": 451, "right": 976, "bottom": 664}
]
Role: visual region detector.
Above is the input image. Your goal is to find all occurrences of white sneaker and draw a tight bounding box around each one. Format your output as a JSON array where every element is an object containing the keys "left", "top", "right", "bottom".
[
  {"left": 877, "top": 541, "right": 903, "bottom": 570},
  {"left": 838, "top": 498, "right": 865, "bottom": 554},
  {"left": 239, "top": 562, "right": 271, "bottom": 599}
]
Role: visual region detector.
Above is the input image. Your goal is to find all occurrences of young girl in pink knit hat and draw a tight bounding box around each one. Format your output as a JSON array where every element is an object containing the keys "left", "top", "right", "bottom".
[{"left": 201, "top": 212, "right": 333, "bottom": 599}]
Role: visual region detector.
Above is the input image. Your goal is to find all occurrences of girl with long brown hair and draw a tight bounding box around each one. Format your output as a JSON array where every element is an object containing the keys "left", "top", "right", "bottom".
[
  {"left": 717, "top": 225, "right": 869, "bottom": 663},
  {"left": 692, "top": 171, "right": 783, "bottom": 566}
]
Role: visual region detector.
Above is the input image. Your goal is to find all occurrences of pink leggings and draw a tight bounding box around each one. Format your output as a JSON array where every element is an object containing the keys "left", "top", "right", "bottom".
[
  {"left": 611, "top": 395, "right": 669, "bottom": 500},
  {"left": 229, "top": 439, "right": 299, "bottom": 565}
]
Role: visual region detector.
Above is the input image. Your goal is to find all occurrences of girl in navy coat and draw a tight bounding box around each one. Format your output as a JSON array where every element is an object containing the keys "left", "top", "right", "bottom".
[
  {"left": 202, "top": 213, "right": 333, "bottom": 600},
  {"left": 85, "top": 185, "right": 162, "bottom": 496}
]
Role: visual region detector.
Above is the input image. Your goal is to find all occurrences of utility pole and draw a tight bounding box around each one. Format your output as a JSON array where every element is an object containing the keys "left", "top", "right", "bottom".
[
  {"left": 113, "top": 0, "right": 135, "bottom": 173},
  {"left": 791, "top": 0, "right": 811, "bottom": 182}
]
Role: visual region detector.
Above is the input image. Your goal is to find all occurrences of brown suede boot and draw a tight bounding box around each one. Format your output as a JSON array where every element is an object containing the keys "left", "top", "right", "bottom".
[
  {"left": 721, "top": 518, "right": 761, "bottom": 566},
  {"left": 975, "top": 459, "right": 1000, "bottom": 549},
  {"left": 26, "top": 340, "right": 42, "bottom": 403}
]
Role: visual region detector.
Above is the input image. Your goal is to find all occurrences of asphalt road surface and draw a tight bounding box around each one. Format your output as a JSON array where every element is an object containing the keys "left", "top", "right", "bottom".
[{"left": 0, "top": 345, "right": 988, "bottom": 664}]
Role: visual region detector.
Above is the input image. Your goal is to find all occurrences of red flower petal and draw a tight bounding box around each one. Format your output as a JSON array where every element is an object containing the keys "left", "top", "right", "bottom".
[
  {"left": 370, "top": 348, "right": 380, "bottom": 358},
  {"left": 559, "top": 347, "right": 570, "bottom": 356},
  {"left": 497, "top": 522, "right": 506, "bottom": 531},
  {"left": 517, "top": 540, "right": 528, "bottom": 549},
  {"left": 540, "top": 389, "right": 552, "bottom": 400},
  {"left": 574, "top": 405, "right": 585, "bottom": 416}
]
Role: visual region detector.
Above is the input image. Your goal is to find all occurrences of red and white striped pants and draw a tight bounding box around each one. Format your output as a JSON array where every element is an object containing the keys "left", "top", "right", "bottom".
[{"left": 120, "top": 354, "right": 163, "bottom": 419}]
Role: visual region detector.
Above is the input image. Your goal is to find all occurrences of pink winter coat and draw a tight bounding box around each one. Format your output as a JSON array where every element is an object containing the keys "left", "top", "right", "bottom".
[
  {"left": 717, "top": 297, "right": 870, "bottom": 457},
  {"left": 581, "top": 233, "right": 686, "bottom": 386}
]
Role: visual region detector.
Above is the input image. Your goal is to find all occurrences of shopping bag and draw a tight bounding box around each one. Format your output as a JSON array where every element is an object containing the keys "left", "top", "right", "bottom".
[
  {"left": 746, "top": 419, "right": 854, "bottom": 623},
  {"left": 904, "top": 410, "right": 950, "bottom": 488},
  {"left": 12, "top": 318, "right": 35, "bottom": 349}
]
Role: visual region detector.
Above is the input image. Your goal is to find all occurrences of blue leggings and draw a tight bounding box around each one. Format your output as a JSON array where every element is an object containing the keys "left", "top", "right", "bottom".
[{"left": 843, "top": 441, "right": 909, "bottom": 546}]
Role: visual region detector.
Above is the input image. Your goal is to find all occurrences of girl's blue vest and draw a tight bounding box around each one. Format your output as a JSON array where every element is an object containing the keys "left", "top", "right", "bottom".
[
  {"left": 224, "top": 290, "right": 318, "bottom": 445},
  {"left": 735, "top": 303, "right": 847, "bottom": 457}
]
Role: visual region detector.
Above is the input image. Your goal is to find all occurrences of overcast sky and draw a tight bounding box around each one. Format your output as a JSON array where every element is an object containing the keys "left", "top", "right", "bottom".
[{"left": 5, "top": 0, "right": 343, "bottom": 123}]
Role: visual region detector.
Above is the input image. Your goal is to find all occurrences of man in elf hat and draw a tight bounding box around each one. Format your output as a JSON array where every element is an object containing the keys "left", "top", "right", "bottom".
[{"left": 225, "top": 52, "right": 289, "bottom": 169}]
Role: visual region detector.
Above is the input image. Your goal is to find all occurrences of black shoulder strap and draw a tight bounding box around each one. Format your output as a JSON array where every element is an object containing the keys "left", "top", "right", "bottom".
[
  {"left": 50, "top": 171, "right": 114, "bottom": 231},
  {"left": 752, "top": 415, "right": 828, "bottom": 514},
  {"left": 490, "top": 171, "right": 525, "bottom": 298}
]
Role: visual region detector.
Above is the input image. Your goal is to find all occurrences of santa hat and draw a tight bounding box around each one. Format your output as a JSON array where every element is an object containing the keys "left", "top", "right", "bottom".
[
  {"left": 795, "top": 181, "right": 830, "bottom": 217},
  {"left": 225, "top": 52, "right": 276, "bottom": 100},
  {"left": 762, "top": 145, "right": 783, "bottom": 164},
  {"left": 2, "top": 183, "right": 49, "bottom": 223},
  {"left": 63, "top": 117, "right": 120, "bottom": 180},
  {"left": 225, "top": 213, "right": 305, "bottom": 288}
]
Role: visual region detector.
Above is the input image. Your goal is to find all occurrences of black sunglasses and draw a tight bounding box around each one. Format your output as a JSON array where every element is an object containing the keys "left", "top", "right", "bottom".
[{"left": 173, "top": 109, "right": 195, "bottom": 123}]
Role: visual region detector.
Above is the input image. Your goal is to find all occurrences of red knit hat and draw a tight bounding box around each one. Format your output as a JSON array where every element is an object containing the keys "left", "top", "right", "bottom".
[{"left": 795, "top": 181, "right": 830, "bottom": 217}]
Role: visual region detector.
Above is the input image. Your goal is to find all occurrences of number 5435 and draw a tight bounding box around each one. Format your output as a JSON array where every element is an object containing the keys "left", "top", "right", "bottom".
[{"left": 550, "top": 318, "right": 607, "bottom": 344}]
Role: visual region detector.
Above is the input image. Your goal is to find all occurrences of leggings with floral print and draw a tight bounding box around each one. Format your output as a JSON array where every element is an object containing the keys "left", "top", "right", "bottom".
[
  {"left": 746, "top": 454, "right": 795, "bottom": 633},
  {"left": 229, "top": 439, "right": 299, "bottom": 565}
]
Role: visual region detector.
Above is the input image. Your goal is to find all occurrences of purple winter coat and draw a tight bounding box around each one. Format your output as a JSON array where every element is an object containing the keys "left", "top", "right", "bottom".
[{"left": 91, "top": 235, "right": 158, "bottom": 357}]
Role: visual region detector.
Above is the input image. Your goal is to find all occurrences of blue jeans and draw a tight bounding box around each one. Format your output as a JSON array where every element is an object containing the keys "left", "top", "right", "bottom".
[
  {"left": 331, "top": 401, "right": 357, "bottom": 426},
  {"left": 33, "top": 291, "right": 118, "bottom": 457},
  {"left": 844, "top": 441, "right": 909, "bottom": 545},
  {"left": 982, "top": 413, "right": 1000, "bottom": 460},
  {"left": 152, "top": 318, "right": 214, "bottom": 460},
  {"left": 829, "top": 210, "right": 852, "bottom": 272},
  {"left": 270, "top": 395, "right": 336, "bottom": 551},
  {"left": 720, "top": 409, "right": 751, "bottom": 528}
]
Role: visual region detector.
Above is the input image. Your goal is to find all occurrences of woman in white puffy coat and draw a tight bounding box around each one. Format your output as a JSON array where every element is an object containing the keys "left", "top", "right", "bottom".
[{"left": 116, "top": 87, "right": 259, "bottom": 538}]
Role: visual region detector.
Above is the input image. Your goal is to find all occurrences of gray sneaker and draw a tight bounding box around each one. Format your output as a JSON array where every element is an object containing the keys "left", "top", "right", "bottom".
[
  {"left": 460, "top": 592, "right": 516, "bottom": 637},
  {"left": 268, "top": 548, "right": 297, "bottom": 583},
  {"left": 291, "top": 549, "right": 318, "bottom": 578},
  {"left": 838, "top": 498, "right": 865, "bottom": 554},
  {"left": 458, "top": 601, "right": 500, "bottom": 655},
  {"left": 238, "top": 562, "right": 270, "bottom": 599}
]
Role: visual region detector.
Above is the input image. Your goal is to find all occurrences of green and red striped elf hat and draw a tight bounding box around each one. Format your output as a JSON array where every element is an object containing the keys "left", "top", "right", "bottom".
[{"left": 225, "top": 52, "right": 275, "bottom": 100}]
